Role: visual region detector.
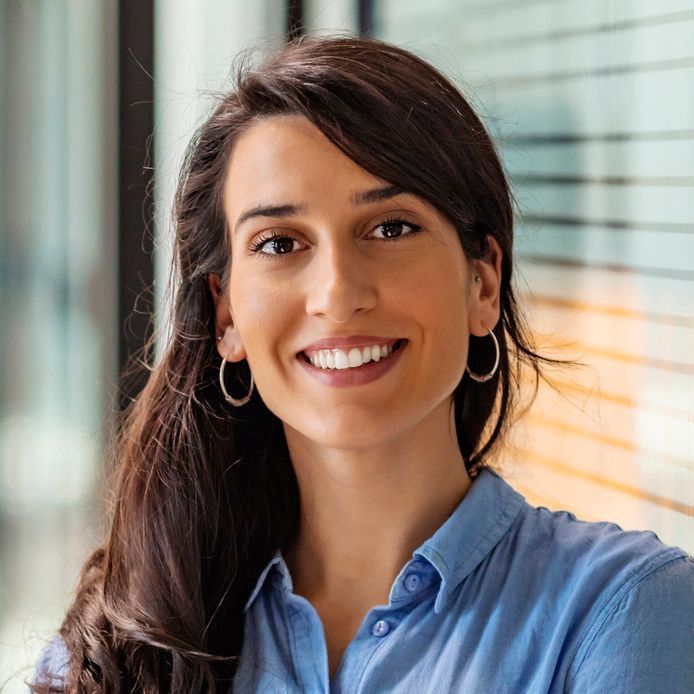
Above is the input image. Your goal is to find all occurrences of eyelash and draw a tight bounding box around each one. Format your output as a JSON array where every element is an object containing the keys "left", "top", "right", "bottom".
[{"left": 249, "top": 217, "right": 424, "bottom": 260}]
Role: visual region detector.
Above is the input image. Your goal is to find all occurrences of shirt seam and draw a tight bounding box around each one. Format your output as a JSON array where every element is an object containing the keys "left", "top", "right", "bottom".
[{"left": 564, "top": 549, "right": 688, "bottom": 689}]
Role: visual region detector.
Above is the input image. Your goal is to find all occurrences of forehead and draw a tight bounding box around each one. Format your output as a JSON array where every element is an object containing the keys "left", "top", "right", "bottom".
[{"left": 222, "top": 115, "right": 387, "bottom": 214}]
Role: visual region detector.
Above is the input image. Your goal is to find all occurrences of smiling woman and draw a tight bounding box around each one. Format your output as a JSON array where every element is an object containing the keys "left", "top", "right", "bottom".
[
  {"left": 210, "top": 113, "right": 494, "bottom": 446},
  {"left": 31, "top": 36, "right": 693, "bottom": 693}
]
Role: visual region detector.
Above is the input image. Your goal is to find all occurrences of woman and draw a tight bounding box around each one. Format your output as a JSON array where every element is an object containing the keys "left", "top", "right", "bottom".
[{"left": 33, "top": 36, "right": 692, "bottom": 693}]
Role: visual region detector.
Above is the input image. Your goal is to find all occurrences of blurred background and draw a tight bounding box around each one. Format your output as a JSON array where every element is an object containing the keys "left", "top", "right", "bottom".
[{"left": 1, "top": 0, "right": 692, "bottom": 688}]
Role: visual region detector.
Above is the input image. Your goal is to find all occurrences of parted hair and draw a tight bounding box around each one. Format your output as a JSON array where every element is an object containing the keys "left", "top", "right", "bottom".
[{"left": 33, "top": 35, "right": 546, "bottom": 692}]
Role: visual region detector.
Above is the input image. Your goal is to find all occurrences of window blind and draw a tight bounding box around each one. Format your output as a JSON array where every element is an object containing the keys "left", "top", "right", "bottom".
[{"left": 374, "top": 0, "right": 694, "bottom": 550}]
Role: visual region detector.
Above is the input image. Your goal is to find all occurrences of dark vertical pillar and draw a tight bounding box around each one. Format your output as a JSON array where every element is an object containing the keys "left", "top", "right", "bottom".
[
  {"left": 358, "top": 0, "right": 374, "bottom": 36},
  {"left": 287, "top": 0, "right": 304, "bottom": 40},
  {"left": 118, "top": 0, "right": 155, "bottom": 409}
]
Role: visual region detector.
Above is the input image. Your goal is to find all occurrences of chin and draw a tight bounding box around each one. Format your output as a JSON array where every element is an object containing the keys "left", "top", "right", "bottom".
[{"left": 285, "top": 417, "right": 402, "bottom": 451}]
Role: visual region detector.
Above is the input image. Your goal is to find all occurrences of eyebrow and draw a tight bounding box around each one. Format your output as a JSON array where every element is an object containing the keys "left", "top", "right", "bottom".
[{"left": 233, "top": 184, "right": 404, "bottom": 234}]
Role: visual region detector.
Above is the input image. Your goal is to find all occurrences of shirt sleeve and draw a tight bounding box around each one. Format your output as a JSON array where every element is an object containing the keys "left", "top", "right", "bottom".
[
  {"left": 32, "top": 634, "right": 69, "bottom": 691},
  {"left": 567, "top": 554, "right": 694, "bottom": 693}
]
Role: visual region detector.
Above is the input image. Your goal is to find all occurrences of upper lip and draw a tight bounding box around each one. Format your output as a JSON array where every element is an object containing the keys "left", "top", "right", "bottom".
[{"left": 298, "top": 335, "right": 404, "bottom": 354}]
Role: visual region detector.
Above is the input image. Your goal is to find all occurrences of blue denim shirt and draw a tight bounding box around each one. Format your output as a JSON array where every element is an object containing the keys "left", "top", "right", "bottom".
[{"left": 34, "top": 468, "right": 694, "bottom": 692}]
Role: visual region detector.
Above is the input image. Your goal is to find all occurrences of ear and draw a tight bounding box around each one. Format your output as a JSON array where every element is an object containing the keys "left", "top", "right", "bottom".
[
  {"left": 207, "top": 273, "right": 247, "bottom": 362},
  {"left": 467, "top": 235, "right": 503, "bottom": 337}
]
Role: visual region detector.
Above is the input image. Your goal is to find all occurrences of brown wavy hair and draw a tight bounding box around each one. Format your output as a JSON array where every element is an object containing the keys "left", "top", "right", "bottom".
[{"left": 34, "top": 35, "right": 547, "bottom": 692}]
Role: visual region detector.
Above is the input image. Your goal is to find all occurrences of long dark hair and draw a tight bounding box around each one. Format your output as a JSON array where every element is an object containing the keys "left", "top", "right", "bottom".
[{"left": 37, "top": 35, "right": 546, "bottom": 692}]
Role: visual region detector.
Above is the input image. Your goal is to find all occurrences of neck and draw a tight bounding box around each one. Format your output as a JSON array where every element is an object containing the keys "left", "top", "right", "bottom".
[{"left": 283, "top": 399, "right": 472, "bottom": 603}]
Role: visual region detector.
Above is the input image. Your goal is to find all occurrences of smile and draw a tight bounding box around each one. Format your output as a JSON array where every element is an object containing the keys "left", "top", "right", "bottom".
[
  {"left": 296, "top": 339, "right": 408, "bottom": 388},
  {"left": 300, "top": 339, "right": 404, "bottom": 370}
]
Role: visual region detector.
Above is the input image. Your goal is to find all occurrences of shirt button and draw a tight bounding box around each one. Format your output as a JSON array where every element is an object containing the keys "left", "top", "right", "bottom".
[
  {"left": 404, "top": 573, "right": 421, "bottom": 593},
  {"left": 371, "top": 619, "right": 390, "bottom": 637}
]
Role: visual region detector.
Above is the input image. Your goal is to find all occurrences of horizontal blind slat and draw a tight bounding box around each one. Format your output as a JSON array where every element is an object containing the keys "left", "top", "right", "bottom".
[
  {"left": 501, "top": 140, "right": 694, "bottom": 180},
  {"left": 529, "top": 386, "right": 694, "bottom": 468},
  {"left": 447, "top": 20, "right": 694, "bottom": 76},
  {"left": 517, "top": 263, "right": 694, "bottom": 319},
  {"left": 380, "top": 0, "right": 694, "bottom": 37},
  {"left": 515, "top": 184, "right": 693, "bottom": 226},
  {"left": 477, "top": 70, "right": 694, "bottom": 135},
  {"left": 515, "top": 224, "right": 694, "bottom": 275}
]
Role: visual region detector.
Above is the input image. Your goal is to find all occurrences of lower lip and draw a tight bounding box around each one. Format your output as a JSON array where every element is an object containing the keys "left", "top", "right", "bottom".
[{"left": 296, "top": 340, "right": 408, "bottom": 388}]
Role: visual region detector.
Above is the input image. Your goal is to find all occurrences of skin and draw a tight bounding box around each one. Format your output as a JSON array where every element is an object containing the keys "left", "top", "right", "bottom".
[{"left": 208, "top": 114, "right": 502, "bottom": 678}]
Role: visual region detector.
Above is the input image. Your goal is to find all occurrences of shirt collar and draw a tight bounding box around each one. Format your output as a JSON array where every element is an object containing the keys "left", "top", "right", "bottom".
[
  {"left": 244, "top": 467, "right": 525, "bottom": 613},
  {"left": 245, "top": 549, "right": 285, "bottom": 611},
  {"left": 414, "top": 467, "right": 525, "bottom": 613}
]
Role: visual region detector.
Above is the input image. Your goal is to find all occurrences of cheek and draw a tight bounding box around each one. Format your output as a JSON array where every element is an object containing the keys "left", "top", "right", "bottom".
[
  {"left": 430, "top": 292, "right": 470, "bottom": 369},
  {"left": 230, "top": 272, "right": 271, "bottom": 335},
  {"left": 235, "top": 282, "right": 277, "bottom": 319},
  {"left": 406, "top": 256, "right": 470, "bottom": 371},
  {"left": 404, "top": 247, "right": 468, "bottom": 310},
  {"left": 230, "top": 271, "right": 300, "bottom": 370}
]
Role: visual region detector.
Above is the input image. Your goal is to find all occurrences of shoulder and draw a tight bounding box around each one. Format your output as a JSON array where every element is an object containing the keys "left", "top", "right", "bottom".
[
  {"left": 508, "top": 498, "right": 689, "bottom": 592},
  {"left": 502, "top": 498, "right": 693, "bottom": 690},
  {"left": 33, "top": 634, "right": 69, "bottom": 689},
  {"left": 487, "top": 482, "right": 693, "bottom": 620},
  {"left": 469, "top": 470, "right": 690, "bottom": 610},
  {"left": 565, "top": 548, "right": 694, "bottom": 692}
]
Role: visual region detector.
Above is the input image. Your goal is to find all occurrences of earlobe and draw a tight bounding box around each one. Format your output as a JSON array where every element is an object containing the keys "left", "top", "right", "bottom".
[
  {"left": 217, "top": 325, "right": 247, "bottom": 362},
  {"left": 207, "top": 274, "right": 246, "bottom": 362}
]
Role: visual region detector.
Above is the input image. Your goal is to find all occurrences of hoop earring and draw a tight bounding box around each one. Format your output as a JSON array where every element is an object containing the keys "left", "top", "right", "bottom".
[
  {"left": 466, "top": 329, "right": 500, "bottom": 383},
  {"left": 219, "top": 356, "right": 254, "bottom": 406}
]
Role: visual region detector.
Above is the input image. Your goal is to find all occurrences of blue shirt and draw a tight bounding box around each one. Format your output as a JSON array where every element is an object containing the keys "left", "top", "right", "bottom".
[
  {"left": 236, "top": 468, "right": 693, "bottom": 692},
  {"left": 35, "top": 468, "right": 694, "bottom": 692}
]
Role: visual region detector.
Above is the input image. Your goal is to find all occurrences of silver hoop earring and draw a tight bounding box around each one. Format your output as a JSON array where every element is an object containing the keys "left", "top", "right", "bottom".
[
  {"left": 466, "top": 329, "right": 500, "bottom": 383},
  {"left": 219, "top": 356, "right": 254, "bottom": 406}
]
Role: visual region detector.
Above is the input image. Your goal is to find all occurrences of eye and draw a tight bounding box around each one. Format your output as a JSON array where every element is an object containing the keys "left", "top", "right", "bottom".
[
  {"left": 248, "top": 216, "right": 424, "bottom": 261},
  {"left": 370, "top": 217, "right": 423, "bottom": 241},
  {"left": 249, "top": 232, "right": 301, "bottom": 257}
]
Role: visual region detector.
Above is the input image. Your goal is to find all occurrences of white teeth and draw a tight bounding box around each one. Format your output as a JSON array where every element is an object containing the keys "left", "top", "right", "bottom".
[
  {"left": 306, "top": 342, "right": 400, "bottom": 370},
  {"left": 348, "top": 348, "right": 363, "bottom": 368}
]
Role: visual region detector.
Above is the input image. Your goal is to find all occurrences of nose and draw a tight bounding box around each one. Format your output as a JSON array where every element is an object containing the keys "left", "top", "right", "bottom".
[{"left": 304, "top": 238, "right": 378, "bottom": 323}]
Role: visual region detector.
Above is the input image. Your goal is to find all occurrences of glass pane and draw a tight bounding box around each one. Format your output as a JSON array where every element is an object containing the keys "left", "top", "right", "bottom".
[{"left": 0, "top": 1, "right": 118, "bottom": 687}]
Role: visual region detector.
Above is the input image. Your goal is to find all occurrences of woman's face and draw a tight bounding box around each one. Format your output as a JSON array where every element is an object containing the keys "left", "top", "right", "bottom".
[{"left": 212, "top": 114, "right": 496, "bottom": 450}]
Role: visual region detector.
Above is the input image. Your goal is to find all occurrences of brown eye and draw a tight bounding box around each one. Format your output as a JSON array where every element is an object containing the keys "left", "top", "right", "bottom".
[
  {"left": 250, "top": 233, "right": 301, "bottom": 257},
  {"left": 371, "top": 218, "right": 423, "bottom": 241}
]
